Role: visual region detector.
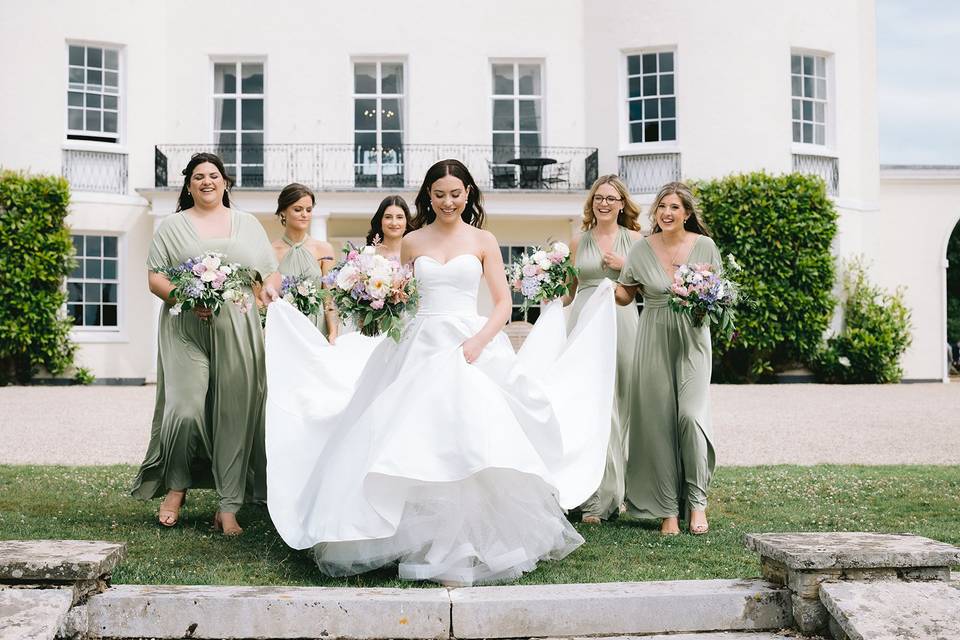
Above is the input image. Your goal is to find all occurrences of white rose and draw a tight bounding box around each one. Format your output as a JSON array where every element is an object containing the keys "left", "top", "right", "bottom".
[
  {"left": 532, "top": 250, "right": 547, "bottom": 264},
  {"left": 336, "top": 265, "right": 359, "bottom": 290},
  {"left": 553, "top": 242, "right": 570, "bottom": 257},
  {"left": 223, "top": 289, "right": 238, "bottom": 302},
  {"left": 201, "top": 255, "right": 222, "bottom": 271},
  {"left": 200, "top": 269, "right": 217, "bottom": 282},
  {"left": 366, "top": 273, "right": 391, "bottom": 299},
  {"left": 169, "top": 303, "right": 182, "bottom": 316},
  {"left": 361, "top": 245, "right": 377, "bottom": 256},
  {"left": 220, "top": 266, "right": 232, "bottom": 275}
]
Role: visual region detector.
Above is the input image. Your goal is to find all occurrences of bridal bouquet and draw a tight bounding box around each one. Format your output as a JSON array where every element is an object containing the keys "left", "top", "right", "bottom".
[
  {"left": 667, "top": 254, "right": 741, "bottom": 337},
  {"left": 280, "top": 274, "right": 327, "bottom": 318},
  {"left": 506, "top": 241, "right": 577, "bottom": 310},
  {"left": 324, "top": 244, "right": 418, "bottom": 341},
  {"left": 157, "top": 251, "right": 253, "bottom": 317}
]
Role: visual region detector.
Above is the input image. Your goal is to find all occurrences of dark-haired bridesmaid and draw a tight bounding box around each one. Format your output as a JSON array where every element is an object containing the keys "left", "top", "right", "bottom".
[
  {"left": 365, "top": 195, "right": 410, "bottom": 260},
  {"left": 131, "top": 152, "right": 280, "bottom": 536},
  {"left": 272, "top": 183, "right": 338, "bottom": 340}
]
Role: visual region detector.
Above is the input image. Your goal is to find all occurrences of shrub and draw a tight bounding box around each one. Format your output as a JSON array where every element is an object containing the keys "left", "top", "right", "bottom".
[
  {"left": 947, "top": 222, "right": 960, "bottom": 344},
  {"left": 811, "top": 257, "right": 912, "bottom": 383},
  {"left": 0, "top": 170, "right": 77, "bottom": 384},
  {"left": 693, "top": 172, "right": 837, "bottom": 382}
]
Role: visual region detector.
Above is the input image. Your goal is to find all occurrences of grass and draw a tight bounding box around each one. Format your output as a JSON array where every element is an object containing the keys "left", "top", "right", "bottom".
[{"left": 0, "top": 464, "right": 957, "bottom": 587}]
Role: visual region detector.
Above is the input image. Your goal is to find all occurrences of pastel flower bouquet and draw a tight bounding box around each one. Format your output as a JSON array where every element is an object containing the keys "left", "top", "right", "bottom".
[
  {"left": 280, "top": 274, "right": 327, "bottom": 318},
  {"left": 323, "top": 244, "right": 418, "bottom": 341},
  {"left": 506, "top": 241, "right": 578, "bottom": 311},
  {"left": 157, "top": 251, "right": 253, "bottom": 318},
  {"left": 667, "top": 254, "right": 742, "bottom": 337}
]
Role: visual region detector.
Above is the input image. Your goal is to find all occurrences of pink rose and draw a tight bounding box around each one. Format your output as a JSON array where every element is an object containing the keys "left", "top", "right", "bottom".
[
  {"left": 370, "top": 298, "right": 385, "bottom": 310},
  {"left": 192, "top": 263, "right": 206, "bottom": 276}
]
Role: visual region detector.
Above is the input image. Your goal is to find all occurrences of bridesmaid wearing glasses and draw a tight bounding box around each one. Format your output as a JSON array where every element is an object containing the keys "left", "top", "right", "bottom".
[
  {"left": 564, "top": 175, "right": 641, "bottom": 524},
  {"left": 615, "top": 181, "right": 719, "bottom": 536}
]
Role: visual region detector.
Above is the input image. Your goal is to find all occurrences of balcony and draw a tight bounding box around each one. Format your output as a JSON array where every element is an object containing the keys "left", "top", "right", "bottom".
[
  {"left": 618, "top": 152, "right": 681, "bottom": 194},
  {"left": 62, "top": 149, "right": 129, "bottom": 194},
  {"left": 154, "top": 144, "right": 598, "bottom": 192},
  {"left": 792, "top": 153, "right": 839, "bottom": 196}
]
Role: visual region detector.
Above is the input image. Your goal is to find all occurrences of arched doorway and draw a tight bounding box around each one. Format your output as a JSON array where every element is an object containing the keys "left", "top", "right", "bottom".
[{"left": 946, "top": 219, "right": 960, "bottom": 379}]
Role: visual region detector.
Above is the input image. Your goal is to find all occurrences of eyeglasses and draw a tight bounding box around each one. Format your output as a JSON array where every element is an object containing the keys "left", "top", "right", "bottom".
[{"left": 593, "top": 195, "right": 623, "bottom": 205}]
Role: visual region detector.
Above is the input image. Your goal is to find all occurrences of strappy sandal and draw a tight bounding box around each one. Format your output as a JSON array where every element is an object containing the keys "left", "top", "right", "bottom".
[
  {"left": 213, "top": 511, "right": 244, "bottom": 536},
  {"left": 660, "top": 517, "right": 681, "bottom": 536},
  {"left": 157, "top": 490, "right": 186, "bottom": 527},
  {"left": 689, "top": 510, "right": 709, "bottom": 535}
]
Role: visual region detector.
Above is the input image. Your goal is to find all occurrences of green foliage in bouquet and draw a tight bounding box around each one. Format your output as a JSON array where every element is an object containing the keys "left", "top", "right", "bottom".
[
  {"left": 811, "top": 257, "right": 912, "bottom": 384},
  {"left": 693, "top": 172, "right": 837, "bottom": 382},
  {"left": 0, "top": 170, "right": 78, "bottom": 384}
]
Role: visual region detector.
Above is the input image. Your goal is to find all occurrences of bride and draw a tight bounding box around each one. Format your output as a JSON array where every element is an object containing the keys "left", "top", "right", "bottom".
[{"left": 264, "top": 159, "right": 618, "bottom": 585}]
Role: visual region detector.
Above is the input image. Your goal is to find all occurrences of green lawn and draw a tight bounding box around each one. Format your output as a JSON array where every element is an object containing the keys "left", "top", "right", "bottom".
[{"left": 0, "top": 465, "right": 957, "bottom": 587}]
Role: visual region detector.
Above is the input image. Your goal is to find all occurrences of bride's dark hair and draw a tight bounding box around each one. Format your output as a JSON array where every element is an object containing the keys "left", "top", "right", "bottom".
[{"left": 411, "top": 159, "right": 485, "bottom": 230}]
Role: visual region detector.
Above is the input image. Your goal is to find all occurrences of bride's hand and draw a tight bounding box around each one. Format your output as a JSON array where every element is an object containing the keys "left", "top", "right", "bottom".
[{"left": 461, "top": 335, "right": 488, "bottom": 364}]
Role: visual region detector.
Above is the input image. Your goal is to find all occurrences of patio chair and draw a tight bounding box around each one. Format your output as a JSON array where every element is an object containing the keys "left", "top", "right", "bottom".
[
  {"left": 487, "top": 159, "right": 518, "bottom": 189},
  {"left": 542, "top": 160, "right": 570, "bottom": 189}
]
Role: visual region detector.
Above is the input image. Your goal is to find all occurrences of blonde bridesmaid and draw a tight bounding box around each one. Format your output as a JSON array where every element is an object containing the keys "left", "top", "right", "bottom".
[
  {"left": 615, "top": 182, "right": 719, "bottom": 536},
  {"left": 564, "top": 175, "right": 641, "bottom": 523},
  {"left": 272, "top": 183, "right": 338, "bottom": 340}
]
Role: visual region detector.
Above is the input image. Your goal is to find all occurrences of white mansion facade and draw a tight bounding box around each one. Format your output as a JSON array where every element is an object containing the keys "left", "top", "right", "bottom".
[{"left": 0, "top": 0, "right": 956, "bottom": 382}]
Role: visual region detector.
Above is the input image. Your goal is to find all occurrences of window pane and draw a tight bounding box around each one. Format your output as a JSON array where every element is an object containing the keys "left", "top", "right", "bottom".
[
  {"left": 241, "top": 132, "right": 264, "bottom": 164},
  {"left": 102, "top": 236, "right": 118, "bottom": 257},
  {"left": 792, "top": 121, "right": 802, "bottom": 143},
  {"left": 105, "top": 49, "right": 119, "bottom": 70},
  {"left": 659, "top": 73, "right": 674, "bottom": 95},
  {"left": 628, "top": 99, "right": 643, "bottom": 121},
  {"left": 815, "top": 124, "right": 825, "bottom": 145},
  {"left": 69, "top": 45, "right": 84, "bottom": 66},
  {"left": 85, "top": 110, "right": 101, "bottom": 131},
  {"left": 354, "top": 63, "right": 376, "bottom": 93},
  {"left": 803, "top": 56, "right": 814, "bottom": 75},
  {"left": 85, "top": 258, "right": 101, "bottom": 278},
  {"left": 102, "top": 304, "right": 118, "bottom": 326},
  {"left": 86, "top": 93, "right": 101, "bottom": 108},
  {"left": 87, "top": 47, "right": 102, "bottom": 68},
  {"left": 644, "top": 121, "right": 659, "bottom": 142},
  {"left": 84, "top": 282, "right": 101, "bottom": 302},
  {"left": 642, "top": 75, "right": 657, "bottom": 96},
  {"left": 87, "top": 237, "right": 101, "bottom": 258},
  {"left": 659, "top": 52, "right": 674, "bottom": 72},
  {"left": 492, "top": 133, "right": 514, "bottom": 162},
  {"left": 69, "top": 68, "right": 84, "bottom": 84},
  {"left": 519, "top": 132, "right": 540, "bottom": 156},
  {"left": 518, "top": 100, "right": 540, "bottom": 132},
  {"left": 661, "top": 119, "right": 676, "bottom": 141},
  {"left": 104, "top": 111, "right": 117, "bottom": 133},
  {"left": 661, "top": 97, "right": 675, "bottom": 118},
  {"left": 69, "top": 260, "right": 83, "bottom": 279},
  {"left": 803, "top": 76, "right": 813, "bottom": 98},
  {"left": 240, "top": 98, "right": 263, "bottom": 129},
  {"left": 802, "top": 100, "right": 812, "bottom": 120},
  {"left": 68, "top": 109, "right": 83, "bottom": 130},
  {"left": 816, "top": 78, "right": 826, "bottom": 99},
  {"left": 215, "top": 98, "right": 236, "bottom": 130},
  {"left": 492, "top": 64, "right": 514, "bottom": 95},
  {"left": 628, "top": 76, "right": 643, "bottom": 98},
  {"left": 84, "top": 304, "right": 100, "bottom": 326},
  {"left": 68, "top": 305, "right": 83, "bottom": 324},
  {"left": 792, "top": 99, "right": 801, "bottom": 120},
  {"left": 354, "top": 98, "right": 376, "bottom": 130},
  {"left": 518, "top": 64, "right": 541, "bottom": 95},
  {"left": 381, "top": 62, "right": 403, "bottom": 93},
  {"left": 68, "top": 91, "right": 83, "bottom": 106},
  {"left": 102, "top": 259, "right": 117, "bottom": 279},
  {"left": 241, "top": 63, "right": 263, "bottom": 93},
  {"left": 86, "top": 69, "right": 102, "bottom": 86},
  {"left": 791, "top": 75, "right": 802, "bottom": 97},
  {"left": 72, "top": 235, "right": 83, "bottom": 254},
  {"left": 642, "top": 53, "right": 657, "bottom": 73},
  {"left": 627, "top": 55, "right": 641, "bottom": 76},
  {"left": 104, "top": 94, "right": 118, "bottom": 109},
  {"left": 814, "top": 101, "right": 825, "bottom": 123},
  {"left": 380, "top": 98, "right": 402, "bottom": 130},
  {"left": 815, "top": 56, "right": 825, "bottom": 77},
  {"left": 101, "top": 283, "right": 117, "bottom": 303},
  {"left": 803, "top": 122, "right": 813, "bottom": 143},
  {"left": 105, "top": 71, "right": 118, "bottom": 88},
  {"left": 492, "top": 99, "right": 514, "bottom": 130},
  {"left": 68, "top": 282, "right": 83, "bottom": 303},
  {"left": 217, "top": 132, "right": 237, "bottom": 164},
  {"left": 214, "top": 63, "right": 236, "bottom": 93},
  {"left": 644, "top": 98, "right": 658, "bottom": 118},
  {"left": 630, "top": 122, "right": 644, "bottom": 143},
  {"left": 241, "top": 165, "right": 263, "bottom": 187}
]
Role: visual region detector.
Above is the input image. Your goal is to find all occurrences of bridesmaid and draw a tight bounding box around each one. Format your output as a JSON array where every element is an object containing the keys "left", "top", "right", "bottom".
[
  {"left": 615, "top": 181, "right": 719, "bottom": 536},
  {"left": 131, "top": 152, "right": 280, "bottom": 536},
  {"left": 365, "top": 195, "right": 410, "bottom": 260},
  {"left": 563, "top": 175, "right": 641, "bottom": 524},
  {"left": 272, "top": 183, "right": 338, "bottom": 340}
]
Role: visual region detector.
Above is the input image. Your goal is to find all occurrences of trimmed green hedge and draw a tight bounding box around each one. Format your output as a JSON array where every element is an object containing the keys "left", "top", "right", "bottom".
[
  {"left": 947, "top": 222, "right": 960, "bottom": 344},
  {"left": 694, "top": 172, "right": 838, "bottom": 382},
  {"left": 0, "top": 170, "right": 78, "bottom": 384},
  {"left": 811, "top": 257, "right": 912, "bottom": 383}
]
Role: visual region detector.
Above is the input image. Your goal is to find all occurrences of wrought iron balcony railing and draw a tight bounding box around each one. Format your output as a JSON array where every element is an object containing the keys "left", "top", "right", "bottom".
[
  {"left": 618, "top": 152, "right": 682, "bottom": 195},
  {"left": 793, "top": 153, "right": 839, "bottom": 196},
  {"left": 62, "top": 148, "right": 129, "bottom": 194},
  {"left": 155, "top": 143, "right": 598, "bottom": 192}
]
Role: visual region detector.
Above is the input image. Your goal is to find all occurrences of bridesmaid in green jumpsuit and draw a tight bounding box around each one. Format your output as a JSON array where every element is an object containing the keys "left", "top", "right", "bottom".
[
  {"left": 132, "top": 153, "right": 280, "bottom": 536},
  {"left": 615, "top": 181, "right": 719, "bottom": 536},
  {"left": 564, "top": 175, "right": 641, "bottom": 523},
  {"left": 271, "top": 183, "right": 338, "bottom": 339}
]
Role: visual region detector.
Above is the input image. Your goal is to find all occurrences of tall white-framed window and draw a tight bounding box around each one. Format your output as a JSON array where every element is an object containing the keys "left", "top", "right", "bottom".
[
  {"left": 491, "top": 62, "right": 543, "bottom": 169},
  {"left": 791, "top": 52, "right": 829, "bottom": 146},
  {"left": 353, "top": 60, "right": 405, "bottom": 188},
  {"left": 67, "top": 43, "right": 122, "bottom": 143},
  {"left": 624, "top": 50, "right": 676, "bottom": 145},
  {"left": 213, "top": 61, "right": 265, "bottom": 187},
  {"left": 67, "top": 234, "right": 120, "bottom": 331}
]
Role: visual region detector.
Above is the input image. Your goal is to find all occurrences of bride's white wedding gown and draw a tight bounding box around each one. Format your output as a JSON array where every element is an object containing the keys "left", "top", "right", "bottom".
[{"left": 265, "top": 253, "right": 617, "bottom": 585}]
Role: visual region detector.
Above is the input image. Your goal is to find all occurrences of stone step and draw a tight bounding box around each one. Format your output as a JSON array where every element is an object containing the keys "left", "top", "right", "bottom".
[
  {"left": 542, "top": 634, "right": 797, "bottom": 639},
  {"left": 0, "top": 540, "right": 125, "bottom": 583},
  {"left": 0, "top": 587, "right": 73, "bottom": 640},
  {"left": 450, "top": 579, "right": 792, "bottom": 639},
  {"left": 819, "top": 580, "right": 960, "bottom": 640}
]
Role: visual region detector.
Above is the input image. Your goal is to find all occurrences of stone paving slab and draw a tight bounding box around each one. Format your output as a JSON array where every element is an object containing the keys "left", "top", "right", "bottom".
[
  {"left": 820, "top": 580, "right": 960, "bottom": 640},
  {"left": 78, "top": 584, "right": 450, "bottom": 639},
  {"left": 0, "top": 540, "right": 126, "bottom": 582},
  {"left": 541, "top": 634, "right": 798, "bottom": 639},
  {"left": 743, "top": 532, "right": 960, "bottom": 570},
  {"left": 0, "top": 587, "right": 73, "bottom": 640},
  {"left": 450, "top": 579, "right": 791, "bottom": 639}
]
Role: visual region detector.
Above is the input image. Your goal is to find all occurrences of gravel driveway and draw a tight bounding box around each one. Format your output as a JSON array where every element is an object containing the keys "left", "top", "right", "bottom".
[{"left": 0, "top": 384, "right": 957, "bottom": 466}]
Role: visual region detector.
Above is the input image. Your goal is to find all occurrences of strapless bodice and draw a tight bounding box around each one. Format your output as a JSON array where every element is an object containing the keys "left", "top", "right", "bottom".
[{"left": 413, "top": 254, "right": 483, "bottom": 316}]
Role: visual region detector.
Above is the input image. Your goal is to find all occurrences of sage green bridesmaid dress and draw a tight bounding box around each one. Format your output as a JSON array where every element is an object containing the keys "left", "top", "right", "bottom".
[
  {"left": 277, "top": 236, "right": 329, "bottom": 338},
  {"left": 618, "top": 234, "right": 720, "bottom": 520},
  {"left": 131, "top": 210, "right": 278, "bottom": 514},
  {"left": 568, "top": 227, "right": 639, "bottom": 520}
]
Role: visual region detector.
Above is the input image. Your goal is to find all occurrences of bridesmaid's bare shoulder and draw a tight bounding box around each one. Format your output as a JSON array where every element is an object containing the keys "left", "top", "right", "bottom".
[{"left": 308, "top": 238, "right": 336, "bottom": 261}]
